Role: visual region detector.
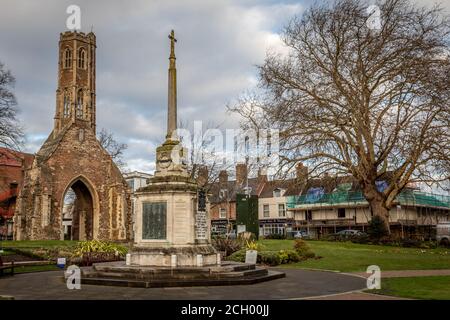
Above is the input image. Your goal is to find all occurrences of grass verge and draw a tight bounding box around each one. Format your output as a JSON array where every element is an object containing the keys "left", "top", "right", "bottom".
[
  {"left": 368, "top": 276, "right": 450, "bottom": 300},
  {"left": 258, "top": 240, "right": 450, "bottom": 272}
]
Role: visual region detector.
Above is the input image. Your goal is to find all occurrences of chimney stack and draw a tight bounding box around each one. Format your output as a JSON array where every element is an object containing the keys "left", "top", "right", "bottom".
[
  {"left": 296, "top": 162, "right": 308, "bottom": 182},
  {"left": 219, "top": 170, "right": 228, "bottom": 186},
  {"left": 257, "top": 167, "right": 268, "bottom": 184},
  {"left": 236, "top": 163, "right": 248, "bottom": 186}
]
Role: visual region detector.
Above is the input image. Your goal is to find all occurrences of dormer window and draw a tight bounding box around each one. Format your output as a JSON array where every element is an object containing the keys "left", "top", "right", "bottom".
[
  {"left": 78, "top": 48, "right": 86, "bottom": 69},
  {"left": 64, "top": 48, "right": 72, "bottom": 68},
  {"left": 273, "top": 188, "right": 285, "bottom": 197}
]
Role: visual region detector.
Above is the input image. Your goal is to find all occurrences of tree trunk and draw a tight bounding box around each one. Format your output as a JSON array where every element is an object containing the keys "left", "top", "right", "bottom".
[
  {"left": 368, "top": 197, "right": 391, "bottom": 235},
  {"left": 363, "top": 186, "right": 391, "bottom": 234}
]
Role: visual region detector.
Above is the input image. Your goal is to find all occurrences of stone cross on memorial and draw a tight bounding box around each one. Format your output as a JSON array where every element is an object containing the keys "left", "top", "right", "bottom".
[{"left": 167, "top": 30, "right": 177, "bottom": 140}]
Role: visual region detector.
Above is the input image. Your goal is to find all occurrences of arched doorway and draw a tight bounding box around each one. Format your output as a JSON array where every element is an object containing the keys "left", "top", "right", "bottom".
[{"left": 62, "top": 178, "right": 96, "bottom": 240}]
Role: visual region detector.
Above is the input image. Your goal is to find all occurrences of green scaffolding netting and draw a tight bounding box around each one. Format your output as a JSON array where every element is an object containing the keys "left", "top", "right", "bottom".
[{"left": 287, "top": 190, "right": 450, "bottom": 209}]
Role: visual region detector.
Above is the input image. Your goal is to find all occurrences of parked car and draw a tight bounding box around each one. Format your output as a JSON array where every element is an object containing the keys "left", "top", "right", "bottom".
[
  {"left": 292, "top": 230, "right": 311, "bottom": 239},
  {"left": 285, "top": 230, "right": 312, "bottom": 239},
  {"left": 436, "top": 222, "right": 450, "bottom": 247},
  {"left": 330, "top": 229, "right": 366, "bottom": 240}
]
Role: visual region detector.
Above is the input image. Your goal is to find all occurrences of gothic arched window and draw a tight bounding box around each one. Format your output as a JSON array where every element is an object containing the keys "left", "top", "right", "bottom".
[
  {"left": 76, "top": 90, "right": 83, "bottom": 119},
  {"left": 64, "top": 48, "right": 72, "bottom": 68},
  {"left": 63, "top": 94, "right": 70, "bottom": 118},
  {"left": 78, "top": 48, "right": 85, "bottom": 69}
]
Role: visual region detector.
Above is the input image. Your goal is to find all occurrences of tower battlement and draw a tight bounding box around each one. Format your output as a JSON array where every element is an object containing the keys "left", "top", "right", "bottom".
[{"left": 59, "top": 31, "right": 96, "bottom": 42}]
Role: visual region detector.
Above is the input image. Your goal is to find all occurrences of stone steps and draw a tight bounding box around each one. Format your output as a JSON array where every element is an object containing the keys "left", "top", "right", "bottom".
[
  {"left": 83, "top": 265, "right": 267, "bottom": 281},
  {"left": 81, "top": 270, "right": 285, "bottom": 288},
  {"left": 79, "top": 261, "right": 285, "bottom": 288}
]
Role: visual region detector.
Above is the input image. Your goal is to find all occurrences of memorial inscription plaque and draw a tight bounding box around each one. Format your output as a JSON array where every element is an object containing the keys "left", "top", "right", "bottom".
[{"left": 142, "top": 202, "right": 167, "bottom": 239}]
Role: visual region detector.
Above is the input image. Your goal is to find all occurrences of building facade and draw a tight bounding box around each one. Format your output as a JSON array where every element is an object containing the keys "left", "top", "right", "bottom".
[
  {"left": 287, "top": 178, "right": 450, "bottom": 239},
  {"left": 0, "top": 148, "right": 34, "bottom": 239},
  {"left": 209, "top": 162, "right": 449, "bottom": 239},
  {"left": 123, "top": 171, "right": 152, "bottom": 192}
]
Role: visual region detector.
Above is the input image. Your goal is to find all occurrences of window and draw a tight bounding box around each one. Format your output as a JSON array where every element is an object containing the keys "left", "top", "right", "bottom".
[
  {"left": 219, "top": 208, "right": 226, "bottom": 219},
  {"left": 91, "top": 93, "right": 95, "bottom": 112},
  {"left": 78, "top": 48, "right": 86, "bottom": 69},
  {"left": 263, "top": 204, "right": 270, "bottom": 217},
  {"left": 263, "top": 223, "right": 285, "bottom": 236},
  {"left": 76, "top": 90, "right": 83, "bottom": 119},
  {"left": 338, "top": 208, "right": 346, "bottom": 218},
  {"left": 219, "top": 189, "right": 228, "bottom": 199},
  {"left": 305, "top": 210, "right": 312, "bottom": 221},
  {"left": 127, "top": 179, "right": 134, "bottom": 191},
  {"left": 273, "top": 189, "right": 281, "bottom": 197},
  {"left": 278, "top": 204, "right": 286, "bottom": 217},
  {"left": 64, "top": 48, "right": 72, "bottom": 68},
  {"left": 63, "top": 94, "right": 70, "bottom": 117}
]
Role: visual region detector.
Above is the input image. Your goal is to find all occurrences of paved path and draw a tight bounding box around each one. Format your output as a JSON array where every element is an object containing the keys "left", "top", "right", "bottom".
[
  {"left": 0, "top": 268, "right": 367, "bottom": 300},
  {"left": 304, "top": 291, "right": 410, "bottom": 300},
  {"left": 352, "top": 269, "right": 450, "bottom": 278}
]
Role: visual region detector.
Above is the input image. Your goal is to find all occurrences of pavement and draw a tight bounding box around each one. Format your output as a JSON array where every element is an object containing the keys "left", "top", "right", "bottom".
[
  {"left": 0, "top": 268, "right": 368, "bottom": 300},
  {"left": 2, "top": 267, "right": 447, "bottom": 300},
  {"left": 304, "top": 291, "right": 410, "bottom": 300}
]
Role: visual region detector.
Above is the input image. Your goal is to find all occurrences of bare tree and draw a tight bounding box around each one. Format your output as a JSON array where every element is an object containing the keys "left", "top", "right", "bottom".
[
  {"left": 97, "top": 128, "right": 128, "bottom": 169},
  {"left": 177, "top": 119, "right": 234, "bottom": 193},
  {"left": 230, "top": 0, "right": 450, "bottom": 232},
  {"left": 0, "top": 62, "right": 23, "bottom": 148}
]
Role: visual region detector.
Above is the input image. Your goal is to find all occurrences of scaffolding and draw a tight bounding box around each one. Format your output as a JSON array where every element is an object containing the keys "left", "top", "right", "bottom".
[{"left": 287, "top": 190, "right": 450, "bottom": 210}]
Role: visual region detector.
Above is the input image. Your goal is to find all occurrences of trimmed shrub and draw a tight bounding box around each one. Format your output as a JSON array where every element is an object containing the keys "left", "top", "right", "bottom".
[
  {"left": 259, "top": 251, "right": 282, "bottom": 266},
  {"left": 264, "top": 233, "right": 287, "bottom": 240},
  {"left": 226, "top": 249, "right": 302, "bottom": 266},
  {"left": 226, "top": 249, "right": 246, "bottom": 262},
  {"left": 293, "top": 239, "right": 315, "bottom": 259},
  {"left": 286, "top": 250, "right": 301, "bottom": 263}
]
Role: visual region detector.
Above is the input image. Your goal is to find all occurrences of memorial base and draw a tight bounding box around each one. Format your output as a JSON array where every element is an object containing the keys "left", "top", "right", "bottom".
[
  {"left": 80, "top": 260, "right": 285, "bottom": 288},
  {"left": 127, "top": 244, "right": 219, "bottom": 267}
]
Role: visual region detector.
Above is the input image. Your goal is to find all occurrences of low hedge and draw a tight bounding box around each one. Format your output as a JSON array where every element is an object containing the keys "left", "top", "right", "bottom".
[{"left": 227, "top": 248, "right": 312, "bottom": 266}]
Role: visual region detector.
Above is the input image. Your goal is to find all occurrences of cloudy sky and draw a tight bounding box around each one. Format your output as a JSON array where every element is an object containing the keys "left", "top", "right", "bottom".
[{"left": 0, "top": 0, "right": 447, "bottom": 174}]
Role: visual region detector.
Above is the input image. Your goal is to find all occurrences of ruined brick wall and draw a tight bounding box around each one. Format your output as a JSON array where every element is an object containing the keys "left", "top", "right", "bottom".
[{"left": 14, "top": 122, "right": 132, "bottom": 241}]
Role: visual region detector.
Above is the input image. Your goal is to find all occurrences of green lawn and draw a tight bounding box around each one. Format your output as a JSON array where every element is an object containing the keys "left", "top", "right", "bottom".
[
  {"left": 12, "top": 264, "right": 61, "bottom": 274},
  {"left": 258, "top": 240, "right": 450, "bottom": 272},
  {"left": 369, "top": 276, "right": 450, "bottom": 300}
]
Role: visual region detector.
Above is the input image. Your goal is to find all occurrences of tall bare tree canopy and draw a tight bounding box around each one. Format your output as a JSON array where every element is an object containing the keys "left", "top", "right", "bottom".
[
  {"left": 97, "top": 128, "right": 128, "bottom": 169},
  {"left": 231, "top": 0, "right": 450, "bottom": 231},
  {"left": 0, "top": 62, "right": 22, "bottom": 148}
]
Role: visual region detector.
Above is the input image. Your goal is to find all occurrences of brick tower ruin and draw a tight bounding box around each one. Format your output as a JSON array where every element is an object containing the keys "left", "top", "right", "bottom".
[{"left": 14, "top": 31, "right": 132, "bottom": 241}]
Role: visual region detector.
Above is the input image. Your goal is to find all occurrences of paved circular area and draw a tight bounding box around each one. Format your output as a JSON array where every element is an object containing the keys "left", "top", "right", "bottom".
[{"left": 0, "top": 268, "right": 366, "bottom": 300}]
